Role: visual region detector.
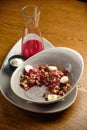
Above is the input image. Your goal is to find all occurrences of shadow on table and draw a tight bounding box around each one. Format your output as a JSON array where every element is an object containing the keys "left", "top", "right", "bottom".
[
  {"left": 27, "top": 107, "right": 73, "bottom": 123},
  {"left": 78, "top": 0, "right": 87, "bottom": 2}
]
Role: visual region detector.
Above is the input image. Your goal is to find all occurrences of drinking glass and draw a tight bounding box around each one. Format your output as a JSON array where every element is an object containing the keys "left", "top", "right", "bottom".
[{"left": 21, "top": 5, "right": 44, "bottom": 59}]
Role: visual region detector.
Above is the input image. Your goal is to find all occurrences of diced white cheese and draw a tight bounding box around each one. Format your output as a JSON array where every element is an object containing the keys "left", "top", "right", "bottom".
[
  {"left": 24, "top": 65, "right": 33, "bottom": 72},
  {"left": 60, "top": 76, "right": 69, "bottom": 84},
  {"left": 49, "top": 66, "right": 57, "bottom": 71},
  {"left": 47, "top": 94, "right": 58, "bottom": 101}
]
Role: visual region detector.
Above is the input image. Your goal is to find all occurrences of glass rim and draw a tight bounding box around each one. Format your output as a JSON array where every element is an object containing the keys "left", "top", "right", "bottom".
[{"left": 21, "top": 5, "right": 40, "bottom": 18}]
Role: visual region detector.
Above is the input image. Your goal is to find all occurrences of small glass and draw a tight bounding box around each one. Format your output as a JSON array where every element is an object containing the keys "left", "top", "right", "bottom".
[{"left": 21, "top": 5, "right": 44, "bottom": 59}]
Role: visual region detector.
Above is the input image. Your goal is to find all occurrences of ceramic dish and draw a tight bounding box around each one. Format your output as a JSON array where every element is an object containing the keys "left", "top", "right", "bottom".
[
  {"left": 8, "top": 55, "right": 26, "bottom": 71},
  {"left": 0, "top": 38, "right": 78, "bottom": 113},
  {"left": 10, "top": 47, "right": 84, "bottom": 104}
]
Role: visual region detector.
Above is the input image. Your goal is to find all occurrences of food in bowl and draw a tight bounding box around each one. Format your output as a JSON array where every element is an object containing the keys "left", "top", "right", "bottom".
[
  {"left": 20, "top": 64, "right": 71, "bottom": 101},
  {"left": 10, "top": 47, "right": 84, "bottom": 104}
]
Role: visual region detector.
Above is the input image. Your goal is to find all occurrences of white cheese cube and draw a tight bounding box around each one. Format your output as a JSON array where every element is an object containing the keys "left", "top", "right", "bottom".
[
  {"left": 60, "top": 76, "right": 69, "bottom": 84},
  {"left": 47, "top": 94, "right": 58, "bottom": 101},
  {"left": 24, "top": 65, "right": 33, "bottom": 72},
  {"left": 49, "top": 66, "right": 57, "bottom": 71}
]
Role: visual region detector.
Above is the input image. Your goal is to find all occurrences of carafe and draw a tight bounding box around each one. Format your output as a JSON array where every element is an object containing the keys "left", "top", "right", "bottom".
[{"left": 21, "top": 5, "right": 44, "bottom": 59}]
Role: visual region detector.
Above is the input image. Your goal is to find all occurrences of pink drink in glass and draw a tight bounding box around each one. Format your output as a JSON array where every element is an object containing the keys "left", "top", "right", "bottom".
[{"left": 22, "top": 39, "right": 44, "bottom": 58}]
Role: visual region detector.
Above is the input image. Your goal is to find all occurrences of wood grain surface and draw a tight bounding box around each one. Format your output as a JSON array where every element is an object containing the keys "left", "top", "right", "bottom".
[{"left": 0, "top": 0, "right": 87, "bottom": 130}]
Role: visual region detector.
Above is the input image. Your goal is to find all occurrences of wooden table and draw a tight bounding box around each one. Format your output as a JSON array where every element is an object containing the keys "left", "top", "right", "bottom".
[{"left": 0, "top": 0, "right": 87, "bottom": 130}]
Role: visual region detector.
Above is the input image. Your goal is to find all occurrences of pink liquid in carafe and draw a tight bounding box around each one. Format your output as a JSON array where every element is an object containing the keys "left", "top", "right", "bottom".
[{"left": 22, "top": 39, "right": 44, "bottom": 58}]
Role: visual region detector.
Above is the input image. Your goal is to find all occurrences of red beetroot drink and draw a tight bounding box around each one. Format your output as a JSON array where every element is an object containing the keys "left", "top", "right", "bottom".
[{"left": 22, "top": 39, "right": 44, "bottom": 58}]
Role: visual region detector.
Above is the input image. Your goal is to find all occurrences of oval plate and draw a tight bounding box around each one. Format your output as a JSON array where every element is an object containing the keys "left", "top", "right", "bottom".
[{"left": 0, "top": 38, "right": 79, "bottom": 113}]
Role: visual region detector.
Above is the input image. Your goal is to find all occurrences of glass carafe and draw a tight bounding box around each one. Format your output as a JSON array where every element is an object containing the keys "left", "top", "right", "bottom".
[{"left": 21, "top": 5, "right": 44, "bottom": 59}]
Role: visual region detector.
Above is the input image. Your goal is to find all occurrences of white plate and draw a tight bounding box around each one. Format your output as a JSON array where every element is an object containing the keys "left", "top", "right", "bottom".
[{"left": 0, "top": 37, "right": 78, "bottom": 113}]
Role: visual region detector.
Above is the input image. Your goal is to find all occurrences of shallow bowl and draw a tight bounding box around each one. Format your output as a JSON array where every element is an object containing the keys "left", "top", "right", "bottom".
[{"left": 10, "top": 47, "right": 84, "bottom": 104}]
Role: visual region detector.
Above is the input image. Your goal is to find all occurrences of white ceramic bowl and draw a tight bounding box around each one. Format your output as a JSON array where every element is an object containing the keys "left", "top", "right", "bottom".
[{"left": 10, "top": 47, "right": 84, "bottom": 104}]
